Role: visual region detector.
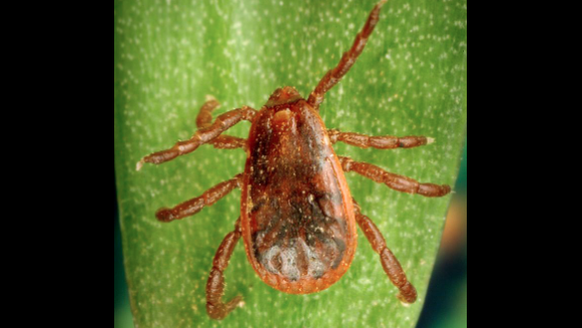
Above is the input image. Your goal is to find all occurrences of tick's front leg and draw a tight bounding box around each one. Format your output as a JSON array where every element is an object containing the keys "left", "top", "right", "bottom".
[
  {"left": 137, "top": 106, "right": 256, "bottom": 170},
  {"left": 328, "top": 129, "right": 434, "bottom": 149},
  {"left": 155, "top": 174, "right": 243, "bottom": 222},
  {"left": 307, "top": 0, "right": 387, "bottom": 109},
  {"left": 207, "top": 217, "right": 243, "bottom": 320},
  {"left": 352, "top": 199, "right": 417, "bottom": 304},
  {"left": 339, "top": 156, "right": 451, "bottom": 197}
]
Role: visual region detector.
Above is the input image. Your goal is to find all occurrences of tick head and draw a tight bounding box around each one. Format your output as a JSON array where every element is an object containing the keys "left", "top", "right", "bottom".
[{"left": 266, "top": 86, "right": 302, "bottom": 107}]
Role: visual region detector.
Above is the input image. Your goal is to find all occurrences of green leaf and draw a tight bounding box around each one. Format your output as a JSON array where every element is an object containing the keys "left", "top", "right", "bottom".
[{"left": 114, "top": 0, "right": 466, "bottom": 327}]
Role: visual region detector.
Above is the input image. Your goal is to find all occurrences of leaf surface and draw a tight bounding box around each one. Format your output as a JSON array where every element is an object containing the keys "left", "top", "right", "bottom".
[{"left": 114, "top": 0, "right": 467, "bottom": 327}]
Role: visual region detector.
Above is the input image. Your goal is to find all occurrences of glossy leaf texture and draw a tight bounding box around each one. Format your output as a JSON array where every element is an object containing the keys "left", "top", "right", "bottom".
[{"left": 114, "top": 0, "right": 467, "bottom": 327}]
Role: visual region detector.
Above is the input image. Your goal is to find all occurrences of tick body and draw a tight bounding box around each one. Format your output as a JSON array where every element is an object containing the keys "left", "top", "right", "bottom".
[
  {"left": 242, "top": 88, "right": 356, "bottom": 294},
  {"left": 138, "top": 0, "right": 451, "bottom": 320}
]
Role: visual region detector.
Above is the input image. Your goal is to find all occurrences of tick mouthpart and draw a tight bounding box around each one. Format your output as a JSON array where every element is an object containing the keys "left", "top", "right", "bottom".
[{"left": 266, "top": 86, "right": 302, "bottom": 107}]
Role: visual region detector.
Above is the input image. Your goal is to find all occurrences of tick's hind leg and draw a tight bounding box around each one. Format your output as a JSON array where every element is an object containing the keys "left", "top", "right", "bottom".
[
  {"left": 156, "top": 174, "right": 242, "bottom": 222},
  {"left": 328, "top": 129, "right": 434, "bottom": 150},
  {"left": 307, "top": 0, "right": 387, "bottom": 109},
  {"left": 339, "top": 156, "right": 451, "bottom": 197},
  {"left": 197, "top": 96, "right": 247, "bottom": 150},
  {"left": 207, "top": 217, "right": 243, "bottom": 320},
  {"left": 352, "top": 199, "right": 417, "bottom": 304}
]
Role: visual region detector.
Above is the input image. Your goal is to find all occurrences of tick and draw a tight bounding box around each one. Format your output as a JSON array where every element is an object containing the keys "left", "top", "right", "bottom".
[{"left": 138, "top": 0, "right": 450, "bottom": 320}]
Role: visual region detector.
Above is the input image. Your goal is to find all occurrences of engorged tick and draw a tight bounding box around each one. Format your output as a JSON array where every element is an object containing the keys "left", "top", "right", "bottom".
[{"left": 137, "top": 0, "right": 451, "bottom": 320}]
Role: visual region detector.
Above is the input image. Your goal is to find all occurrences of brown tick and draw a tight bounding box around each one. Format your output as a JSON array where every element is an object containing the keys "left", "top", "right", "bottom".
[{"left": 137, "top": 0, "right": 451, "bottom": 320}]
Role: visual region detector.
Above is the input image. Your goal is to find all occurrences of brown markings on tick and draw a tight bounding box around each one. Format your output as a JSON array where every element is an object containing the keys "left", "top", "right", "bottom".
[{"left": 138, "top": 0, "right": 451, "bottom": 320}]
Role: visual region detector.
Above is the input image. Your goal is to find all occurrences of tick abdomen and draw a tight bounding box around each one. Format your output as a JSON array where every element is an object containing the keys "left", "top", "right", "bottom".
[{"left": 241, "top": 97, "right": 357, "bottom": 294}]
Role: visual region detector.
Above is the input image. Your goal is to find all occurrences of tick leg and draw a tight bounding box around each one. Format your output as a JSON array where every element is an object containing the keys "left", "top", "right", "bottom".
[
  {"left": 307, "top": 0, "right": 387, "bottom": 109},
  {"left": 137, "top": 106, "right": 256, "bottom": 170},
  {"left": 208, "top": 135, "right": 247, "bottom": 149},
  {"left": 197, "top": 96, "right": 247, "bottom": 150},
  {"left": 207, "top": 217, "right": 243, "bottom": 320},
  {"left": 156, "top": 174, "right": 242, "bottom": 222},
  {"left": 352, "top": 199, "right": 417, "bottom": 304},
  {"left": 328, "top": 129, "right": 434, "bottom": 149},
  {"left": 339, "top": 156, "right": 451, "bottom": 197},
  {"left": 196, "top": 96, "right": 221, "bottom": 129}
]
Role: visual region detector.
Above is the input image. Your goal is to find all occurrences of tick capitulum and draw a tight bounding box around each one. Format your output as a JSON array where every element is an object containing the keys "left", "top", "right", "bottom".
[{"left": 138, "top": 0, "right": 451, "bottom": 320}]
